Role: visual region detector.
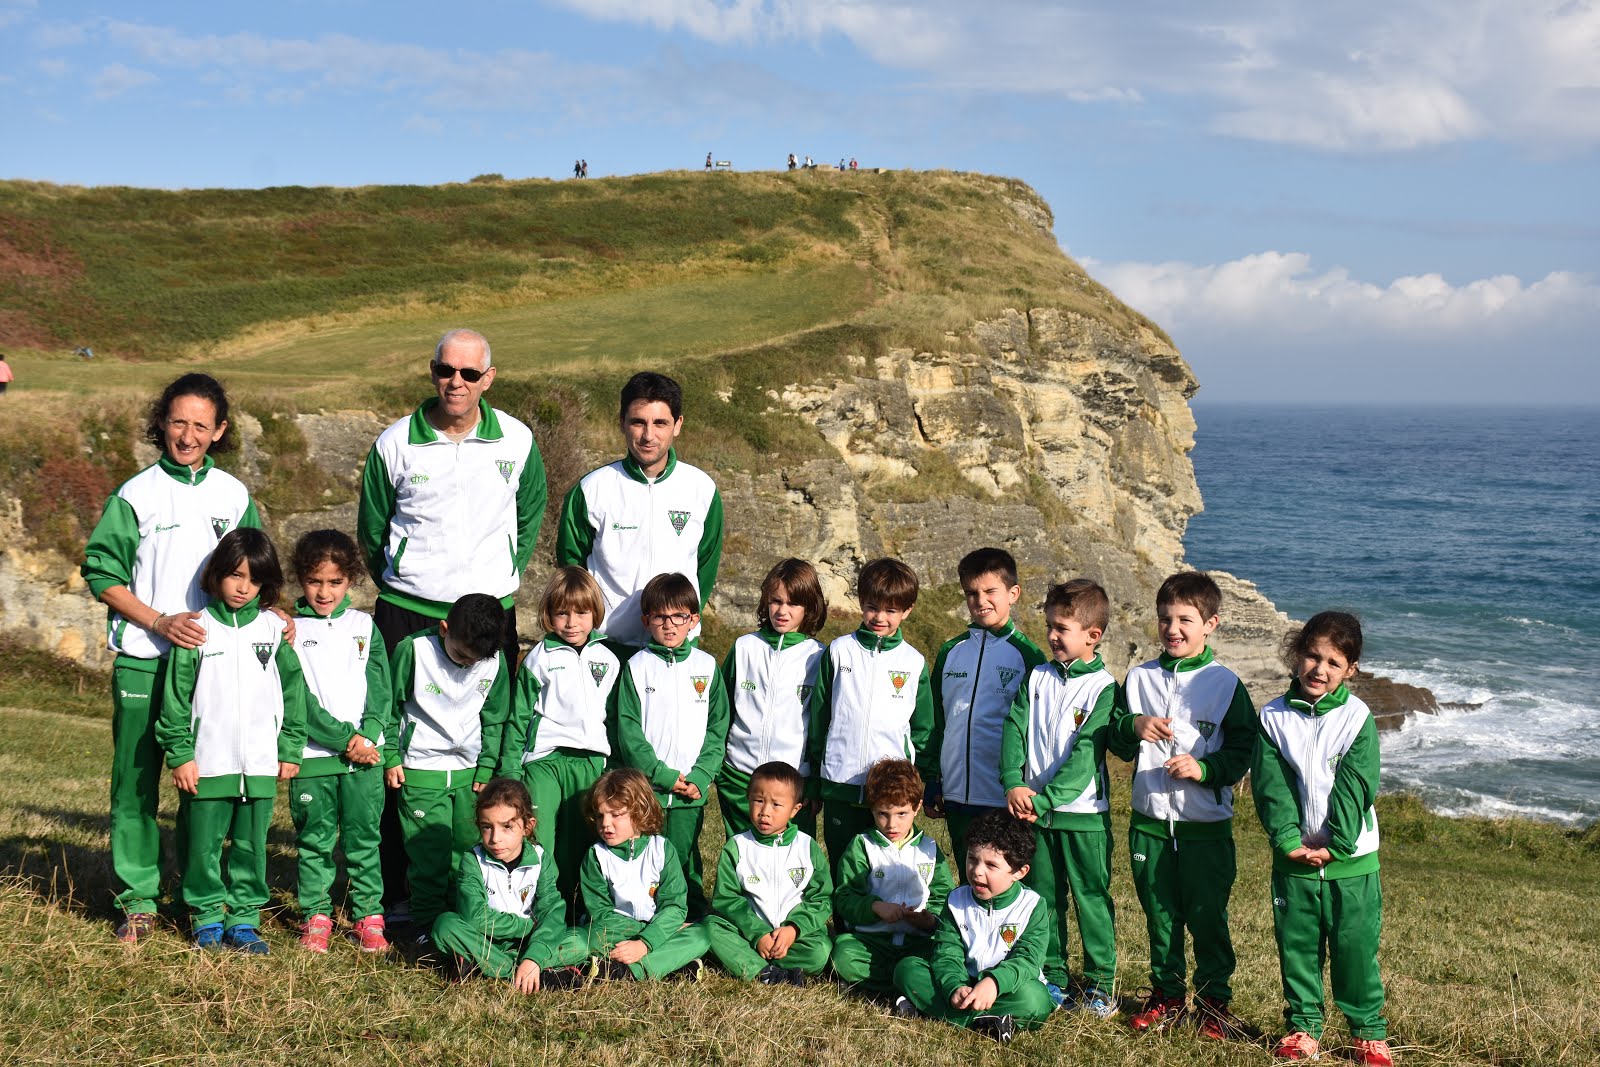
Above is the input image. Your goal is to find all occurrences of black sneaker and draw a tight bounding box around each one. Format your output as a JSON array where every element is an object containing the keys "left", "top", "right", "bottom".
[
  {"left": 540, "top": 965, "right": 587, "bottom": 990},
  {"left": 783, "top": 967, "right": 808, "bottom": 987},
  {"left": 972, "top": 1014, "right": 1017, "bottom": 1044},
  {"left": 666, "top": 959, "right": 706, "bottom": 983},
  {"left": 594, "top": 958, "right": 634, "bottom": 981},
  {"left": 757, "top": 963, "right": 788, "bottom": 985},
  {"left": 892, "top": 995, "right": 920, "bottom": 1019}
]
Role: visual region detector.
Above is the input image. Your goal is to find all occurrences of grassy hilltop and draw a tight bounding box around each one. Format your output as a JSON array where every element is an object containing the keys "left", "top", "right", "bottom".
[{"left": 1, "top": 171, "right": 1597, "bottom": 1065}]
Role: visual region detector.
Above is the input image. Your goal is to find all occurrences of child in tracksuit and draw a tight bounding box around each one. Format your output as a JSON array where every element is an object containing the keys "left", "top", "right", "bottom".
[
  {"left": 1110, "top": 571, "right": 1256, "bottom": 1039},
  {"left": 288, "top": 530, "right": 392, "bottom": 954},
  {"left": 507, "top": 565, "right": 622, "bottom": 914},
  {"left": 384, "top": 593, "right": 512, "bottom": 940},
  {"left": 1000, "top": 579, "right": 1119, "bottom": 1016},
  {"left": 831, "top": 759, "right": 952, "bottom": 996},
  {"left": 717, "top": 557, "right": 827, "bottom": 839},
  {"left": 932, "top": 547, "right": 1045, "bottom": 870},
  {"left": 806, "top": 558, "right": 937, "bottom": 879},
  {"left": 707, "top": 761, "right": 834, "bottom": 984},
  {"left": 580, "top": 768, "right": 712, "bottom": 981},
  {"left": 156, "top": 529, "right": 308, "bottom": 953},
  {"left": 891, "top": 809, "right": 1054, "bottom": 1041},
  {"left": 613, "top": 572, "right": 730, "bottom": 919},
  {"left": 1253, "top": 612, "right": 1391, "bottom": 1067},
  {"left": 431, "top": 777, "right": 589, "bottom": 992}
]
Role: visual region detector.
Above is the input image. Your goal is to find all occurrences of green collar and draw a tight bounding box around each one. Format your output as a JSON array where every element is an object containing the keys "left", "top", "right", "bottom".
[
  {"left": 205, "top": 596, "right": 263, "bottom": 627},
  {"left": 540, "top": 630, "right": 610, "bottom": 652},
  {"left": 749, "top": 823, "right": 800, "bottom": 847},
  {"left": 157, "top": 452, "right": 214, "bottom": 485},
  {"left": 294, "top": 594, "right": 351, "bottom": 619},
  {"left": 867, "top": 827, "right": 923, "bottom": 850},
  {"left": 1286, "top": 681, "right": 1352, "bottom": 715},
  {"left": 1158, "top": 646, "right": 1215, "bottom": 673},
  {"left": 977, "top": 880, "right": 1025, "bottom": 910},
  {"left": 971, "top": 619, "right": 1017, "bottom": 640},
  {"left": 481, "top": 840, "right": 540, "bottom": 872},
  {"left": 755, "top": 626, "right": 811, "bottom": 651},
  {"left": 406, "top": 397, "right": 504, "bottom": 445},
  {"left": 621, "top": 447, "right": 679, "bottom": 484},
  {"left": 646, "top": 640, "right": 694, "bottom": 664},
  {"left": 1052, "top": 653, "right": 1105, "bottom": 679},
  {"left": 853, "top": 625, "right": 904, "bottom": 652},
  {"left": 602, "top": 835, "right": 653, "bottom": 860}
]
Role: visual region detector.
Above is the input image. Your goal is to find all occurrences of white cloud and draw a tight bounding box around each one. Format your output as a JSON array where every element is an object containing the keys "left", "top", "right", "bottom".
[{"left": 91, "top": 61, "right": 156, "bottom": 99}]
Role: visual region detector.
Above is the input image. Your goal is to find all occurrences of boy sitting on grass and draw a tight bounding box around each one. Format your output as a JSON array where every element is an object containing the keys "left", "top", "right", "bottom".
[{"left": 707, "top": 761, "right": 833, "bottom": 985}]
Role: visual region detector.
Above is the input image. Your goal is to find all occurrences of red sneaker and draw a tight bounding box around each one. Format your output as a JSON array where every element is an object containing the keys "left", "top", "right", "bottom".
[
  {"left": 299, "top": 914, "right": 333, "bottom": 954},
  {"left": 1128, "top": 992, "right": 1188, "bottom": 1033},
  {"left": 1347, "top": 1038, "right": 1393, "bottom": 1066},
  {"left": 115, "top": 912, "right": 157, "bottom": 944},
  {"left": 1274, "top": 1031, "right": 1322, "bottom": 1061},
  {"left": 351, "top": 914, "right": 390, "bottom": 953},
  {"left": 1195, "top": 996, "right": 1255, "bottom": 1041}
]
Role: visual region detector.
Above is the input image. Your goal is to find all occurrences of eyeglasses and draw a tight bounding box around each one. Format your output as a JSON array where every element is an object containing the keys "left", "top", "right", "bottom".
[
  {"left": 430, "top": 361, "right": 487, "bottom": 383},
  {"left": 648, "top": 612, "right": 694, "bottom": 627}
]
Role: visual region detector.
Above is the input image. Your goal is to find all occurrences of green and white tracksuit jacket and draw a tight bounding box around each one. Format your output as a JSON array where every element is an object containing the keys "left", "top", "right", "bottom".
[
  {"left": 81, "top": 454, "right": 260, "bottom": 661},
  {"left": 554, "top": 448, "right": 723, "bottom": 648},
  {"left": 711, "top": 824, "right": 833, "bottom": 940},
  {"left": 438, "top": 841, "right": 576, "bottom": 968},
  {"left": 1000, "top": 656, "right": 1116, "bottom": 827},
  {"left": 356, "top": 398, "right": 546, "bottom": 618},
  {"left": 383, "top": 629, "right": 510, "bottom": 786},
  {"left": 155, "top": 598, "right": 310, "bottom": 798},
  {"left": 805, "top": 627, "right": 937, "bottom": 803},
  {"left": 1109, "top": 648, "right": 1257, "bottom": 840},
  {"left": 932, "top": 881, "right": 1050, "bottom": 996},
  {"left": 292, "top": 596, "right": 391, "bottom": 776},
  {"left": 508, "top": 632, "right": 623, "bottom": 765},
  {"left": 579, "top": 835, "right": 694, "bottom": 954},
  {"left": 614, "top": 642, "right": 730, "bottom": 809},
  {"left": 834, "top": 828, "right": 953, "bottom": 942},
  {"left": 935, "top": 621, "right": 1046, "bottom": 808},
  {"left": 720, "top": 628, "right": 825, "bottom": 778}
]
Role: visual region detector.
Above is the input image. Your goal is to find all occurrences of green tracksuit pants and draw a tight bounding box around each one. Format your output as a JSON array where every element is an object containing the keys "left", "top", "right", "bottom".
[
  {"left": 820, "top": 801, "right": 875, "bottom": 882},
  {"left": 398, "top": 775, "right": 479, "bottom": 929},
  {"left": 893, "top": 956, "right": 1055, "bottom": 1029},
  {"left": 110, "top": 655, "right": 176, "bottom": 915},
  {"left": 521, "top": 749, "right": 605, "bottom": 918},
  {"left": 1129, "top": 827, "right": 1237, "bottom": 1000},
  {"left": 661, "top": 802, "right": 708, "bottom": 920},
  {"left": 1029, "top": 823, "right": 1116, "bottom": 990},
  {"left": 181, "top": 794, "right": 273, "bottom": 930},
  {"left": 706, "top": 915, "right": 832, "bottom": 980},
  {"left": 587, "top": 919, "right": 713, "bottom": 979},
  {"left": 832, "top": 931, "right": 935, "bottom": 993},
  {"left": 289, "top": 766, "right": 385, "bottom": 919},
  {"left": 430, "top": 913, "right": 590, "bottom": 981},
  {"left": 715, "top": 768, "right": 817, "bottom": 840},
  {"left": 940, "top": 802, "right": 1003, "bottom": 884},
  {"left": 1273, "top": 870, "right": 1387, "bottom": 1040}
]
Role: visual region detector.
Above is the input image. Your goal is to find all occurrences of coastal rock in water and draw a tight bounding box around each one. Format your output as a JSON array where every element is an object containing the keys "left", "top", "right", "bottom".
[{"left": 1349, "top": 674, "right": 1440, "bottom": 731}]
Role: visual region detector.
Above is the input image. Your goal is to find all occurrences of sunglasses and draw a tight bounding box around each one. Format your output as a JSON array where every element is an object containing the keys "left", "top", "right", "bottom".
[{"left": 430, "top": 361, "right": 488, "bottom": 383}]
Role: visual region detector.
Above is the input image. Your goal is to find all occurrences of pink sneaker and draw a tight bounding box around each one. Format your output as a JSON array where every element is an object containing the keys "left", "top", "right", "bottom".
[
  {"left": 1274, "top": 1031, "right": 1322, "bottom": 1061},
  {"left": 351, "top": 914, "right": 390, "bottom": 953},
  {"left": 300, "top": 914, "right": 333, "bottom": 954},
  {"left": 1347, "top": 1038, "right": 1393, "bottom": 1066}
]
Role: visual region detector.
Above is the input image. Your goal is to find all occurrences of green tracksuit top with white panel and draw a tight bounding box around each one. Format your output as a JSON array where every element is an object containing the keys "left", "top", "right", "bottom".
[
  {"left": 834, "top": 828, "right": 953, "bottom": 942},
  {"left": 935, "top": 621, "right": 1046, "bottom": 807},
  {"left": 579, "top": 834, "right": 690, "bottom": 948},
  {"left": 449, "top": 841, "right": 570, "bottom": 966},
  {"left": 932, "top": 881, "right": 1050, "bottom": 996},
  {"left": 383, "top": 629, "right": 510, "bottom": 784},
  {"left": 805, "top": 627, "right": 937, "bottom": 801},
  {"left": 721, "top": 628, "right": 825, "bottom": 777},
  {"left": 81, "top": 454, "right": 260, "bottom": 660},
  {"left": 155, "top": 598, "right": 309, "bottom": 799},
  {"left": 1000, "top": 655, "right": 1116, "bottom": 829},
  {"left": 1110, "top": 648, "right": 1257, "bottom": 838},
  {"left": 555, "top": 448, "right": 723, "bottom": 648},
  {"left": 509, "top": 632, "right": 623, "bottom": 764},
  {"left": 1253, "top": 683, "right": 1381, "bottom": 879},
  {"left": 291, "top": 596, "right": 392, "bottom": 777},
  {"left": 357, "top": 398, "right": 546, "bottom": 617},
  {"left": 711, "top": 824, "right": 833, "bottom": 940},
  {"left": 614, "top": 642, "right": 730, "bottom": 807}
]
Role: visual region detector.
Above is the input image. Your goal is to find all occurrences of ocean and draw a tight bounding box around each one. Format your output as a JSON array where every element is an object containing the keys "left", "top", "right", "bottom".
[{"left": 1183, "top": 405, "right": 1600, "bottom": 827}]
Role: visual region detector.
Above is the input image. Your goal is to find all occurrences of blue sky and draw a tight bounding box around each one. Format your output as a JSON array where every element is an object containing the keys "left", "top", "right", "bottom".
[{"left": 4, "top": 0, "right": 1598, "bottom": 405}]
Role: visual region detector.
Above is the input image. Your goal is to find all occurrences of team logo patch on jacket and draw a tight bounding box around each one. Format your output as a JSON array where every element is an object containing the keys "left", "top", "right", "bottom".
[
  {"left": 648, "top": 881, "right": 659, "bottom": 898},
  {"left": 355, "top": 636, "right": 367, "bottom": 657},
  {"left": 210, "top": 517, "right": 231, "bottom": 539},
  {"left": 1327, "top": 753, "right": 1342, "bottom": 772},
  {"left": 1196, "top": 720, "right": 1217, "bottom": 739},
  {"left": 590, "top": 662, "right": 610, "bottom": 686},
  {"left": 476, "top": 678, "right": 493, "bottom": 697},
  {"left": 999, "top": 922, "right": 1019, "bottom": 946},
  {"left": 788, "top": 867, "right": 806, "bottom": 887},
  {"left": 496, "top": 459, "right": 516, "bottom": 482},
  {"left": 996, "top": 667, "right": 1019, "bottom": 690},
  {"left": 888, "top": 670, "right": 909, "bottom": 694},
  {"left": 692, "top": 676, "right": 709, "bottom": 697},
  {"left": 520, "top": 886, "right": 533, "bottom": 903},
  {"left": 667, "top": 510, "right": 691, "bottom": 535},
  {"left": 917, "top": 862, "right": 934, "bottom": 881},
  {"left": 252, "top": 642, "right": 273, "bottom": 668},
  {"left": 1073, "top": 707, "right": 1087, "bottom": 728},
  {"left": 796, "top": 684, "right": 814, "bottom": 703}
]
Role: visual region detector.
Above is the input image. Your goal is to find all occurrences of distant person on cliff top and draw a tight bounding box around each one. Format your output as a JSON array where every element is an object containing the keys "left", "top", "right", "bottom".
[
  {"left": 581, "top": 159, "right": 589, "bottom": 178},
  {"left": 555, "top": 371, "right": 723, "bottom": 649},
  {"left": 574, "top": 160, "right": 582, "bottom": 179},
  {"left": 788, "top": 153, "right": 797, "bottom": 170},
  {"left": 706, "top": 152, "right": 714, "bottom": 171},
  {"left": 0, "top": 354, "right": 11, "bottom": 394}
]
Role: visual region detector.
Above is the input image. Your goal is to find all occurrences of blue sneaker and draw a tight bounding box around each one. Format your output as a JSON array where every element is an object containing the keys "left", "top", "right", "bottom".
[
  {"left": 1046, "top": 983, "right": 1071, "bottom": 1011},
  {"left": 222, "top": 925, "right": 271, "bottom": 955},
  {"left": 1074, "top": 986, "right": 1118, "bottom": 1020},
  {"left": 192, "top": 922, "right": 224, "bottom": 950}
]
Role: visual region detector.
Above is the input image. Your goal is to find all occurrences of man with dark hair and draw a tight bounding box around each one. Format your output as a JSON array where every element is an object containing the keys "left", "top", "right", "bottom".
[{"left": 556, "top": 371, "right": 724, "bottom": 648}]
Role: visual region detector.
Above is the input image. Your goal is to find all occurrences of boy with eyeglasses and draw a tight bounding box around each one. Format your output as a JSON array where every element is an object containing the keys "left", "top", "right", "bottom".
[{"left": 613, "top": 572, "right": 730, "bottom": 919}]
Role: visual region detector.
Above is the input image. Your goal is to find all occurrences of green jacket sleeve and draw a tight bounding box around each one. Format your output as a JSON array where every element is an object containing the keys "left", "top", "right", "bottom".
[
  {"left": 275, "top": 642, "right": 311, "bottom": 762},
  {"left": 614, "top": 662, "right": 679, "bottom": 791},
  {"left": 1198, "top": 680, "right": 1257, "bottom": 787},
  {"left": 636, "top": 839, "right": 690, "bottom": 950},
  {"left": 802, "top": 648, "right": 835, "bottom": 799},
  {"left": 696, "top": 489, "right": 724, "bottom": 608},
  {"left": 355, "top": 445, "right": 395, "bottom": 589},
  {"left": 710, "top": 839, "right": 772, "bottom": 941},
  {"left": 449, "top": 851, "right": 535, "bottom": 943},
  {"left": 910, "top": 661, "right": 938, "bottom": 783},
  {"left": 981, "top": 896, "right": 1051, "bottom": 996},
  {"left": 520, "top": 848, "right": 570, "bottom": 965},
  {"left": 384, "top": 635, "right": 416, "bottom": 770},
  {"left": 1106, "top": 682, "right": 1141, "bottom": 763},
  {"left": 831, "top": 834, "right": 879, "bottom": 929},
  {"left": 504, "top": 660, "right": 541, "bottom": 774},
  {"left": 925, "top": 843, "right": 954, "bottom": 917},
  {"left": 357, "top": 627, "right": 392, "bottom": 744},
  {"left": 929, "top": 899, "right": 974, "bottom": 995},
  {"left": 239, "top": 498, "right": 262, "bottom": 531},
  {"left": 80, "top": 494, "right": 138, "bottom": 597},
  {"left": 1251, "top": 730, "right": 1305, "bottom": 857},
  {"left": 784, "top": 837, "right": 834, "bottom": 939},
  {"left": 477, "top": 653, "right": 511, "bottom": 783},
  {"left": 998, "top": 675, "right": 1031, "bottom": 792},
  {"left": 1324, "top": 717, "right": 1380, "bottom": 861},
  {"left": 1033, "top": 685, "right": 1114, "bottom": 819},
  {"left": 554, "top": 480, "right": 593, "bottom": 569},
  {"left": 156, "top": 643, "right": 201, "bottom": 766},
  {"left": 513, "top": 436, "right": 547, "bottom": 573},
  {"left": 686, "top": 670, "right": 730, "bottom": 793}
]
